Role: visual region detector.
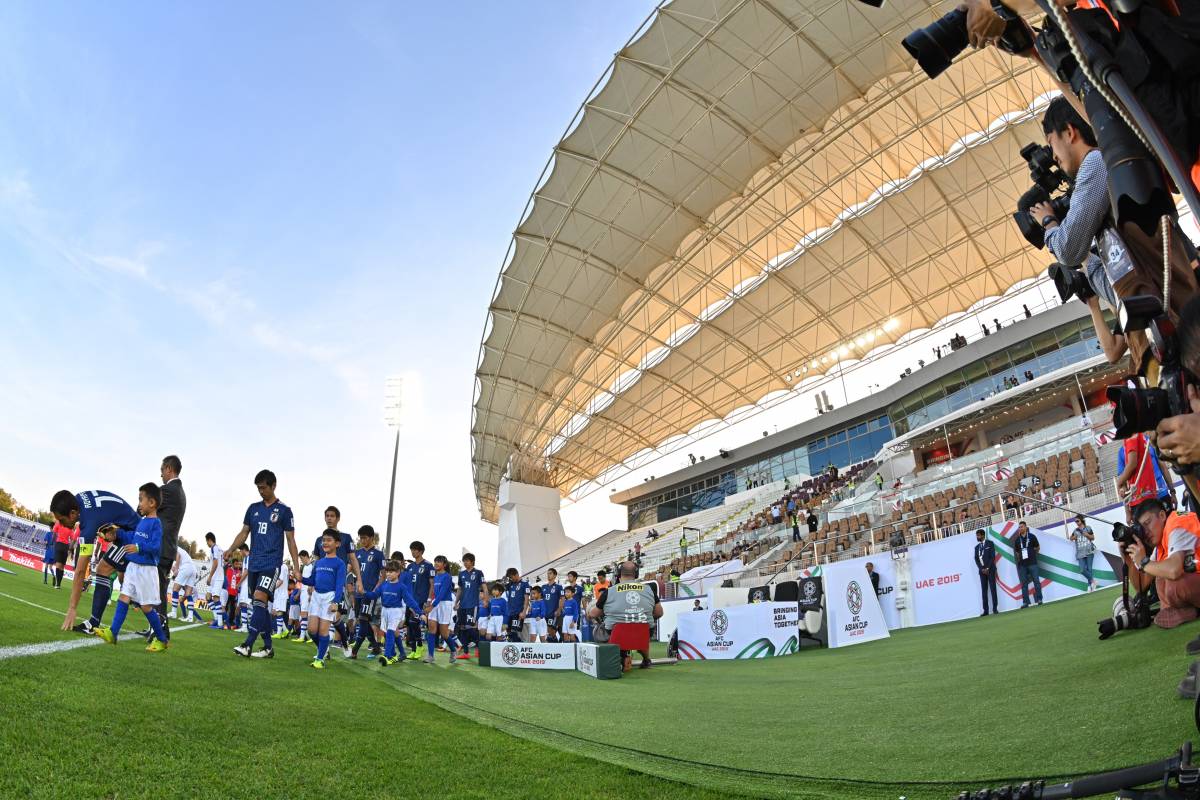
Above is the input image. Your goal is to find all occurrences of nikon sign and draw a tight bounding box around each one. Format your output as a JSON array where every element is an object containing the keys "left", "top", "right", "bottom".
[
  {"left": 479, "top": 642, "right": 576, "bottom": 670},
  {"left": 676, "top": 602, "right": 799, "bottom": 660}
]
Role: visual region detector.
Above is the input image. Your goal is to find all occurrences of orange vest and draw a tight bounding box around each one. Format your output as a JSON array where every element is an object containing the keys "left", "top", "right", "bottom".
[{"left": 1154, "top": 511, "right": 1200, "bottom": 562}]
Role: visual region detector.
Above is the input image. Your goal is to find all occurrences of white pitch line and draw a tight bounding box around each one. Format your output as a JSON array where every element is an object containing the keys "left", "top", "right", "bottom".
[{"left": 0, "top": 590, "right": 203, "bottom": 660}]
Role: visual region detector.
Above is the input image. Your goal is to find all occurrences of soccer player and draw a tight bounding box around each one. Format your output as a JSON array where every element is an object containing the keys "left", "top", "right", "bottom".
[
  {"left": 169, "top": 550, "right": 200, "bottom": 621},
  {"left": 51, "top": 489, "right": 141, "bottom": 634},
  {"left": 358, "top": 559, "right": 421, "bottom": 665},
  {"left": 95, "top": 484, "right": 170, "bottom": 652},
  {"left": 454, "top": 552, "right": 484, "bottom": 659},
  {"left": 313, "top": 507, "right": 362, "bottom": 648},
  {"left": 421, "top": 555, "right": 463, "bottom": 664},
  {"left": 541, "top": 567, "right": 563, "bottom": 643},
  {"left": 224, "top": 470, "right": 300, "bottom": 659},
  {"left": 561, "top": 586, "right": 580, "bottom": 643},
  {"left": 504, "top": 568, "right": 531, "bottom": 643},
  {"left": 292, "top": 550, "right": 314, "bottom": 642},
  {"left": 235, "top": 545, "right": 251, "bottom": 631},
  {"left": 41, "top": 526, "right": 54, "bottom": 584},
  {"left": 204, "top": 532, "right": 226, "bottom": 629},
  {"left": 485, "top": 583, "right": 507, "bottom": 641},
  {"left": 350, "top": 525, "right": 385, "bottom": 659},
  {"left": 403, "top": 541, "right": 433, "bottom": 660},
  {"left": 270, "top": 562, "right": 290, "bottom": 636},
  {"left": 527, "top": 586, "right": 547, "bottom": 643},
  {"left": 302, "top": 530, "right": 347, "bottom": 669}
]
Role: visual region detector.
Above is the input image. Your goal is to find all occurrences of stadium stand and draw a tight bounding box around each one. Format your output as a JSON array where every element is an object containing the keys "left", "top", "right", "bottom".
[
  {"left": 0, "top": 509, "right": 50, "bottom": 555},
  {"left": 520, "top": 406, "right": 1126, "bottom": 602}
]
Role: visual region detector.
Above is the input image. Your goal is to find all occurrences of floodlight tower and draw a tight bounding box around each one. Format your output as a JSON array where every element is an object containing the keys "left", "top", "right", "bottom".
[{"left": 383, "top": 376, "right": 404, "bottom": 555}]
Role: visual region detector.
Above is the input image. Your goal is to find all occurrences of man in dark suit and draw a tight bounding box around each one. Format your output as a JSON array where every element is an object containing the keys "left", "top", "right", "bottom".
[
  {"left": 157, "top": 454, "right": 187, "bottom": 637},
  {"left": 974, "top": 528, "right": 998, "bottom": 616}
]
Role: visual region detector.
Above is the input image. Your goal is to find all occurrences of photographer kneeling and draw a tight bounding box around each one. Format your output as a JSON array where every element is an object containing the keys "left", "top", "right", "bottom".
[
  {"left": 1125, "top": 498, "right": 1200, "bottom": 630},
  {"left": 589, "top": 560, "right": 662, "bottom": 673}
]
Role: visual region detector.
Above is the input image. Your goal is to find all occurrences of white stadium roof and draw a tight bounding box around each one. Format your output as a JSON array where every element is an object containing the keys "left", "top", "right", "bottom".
[{"left": 472, "top": 0, "right": 1057, "bottom": 522}]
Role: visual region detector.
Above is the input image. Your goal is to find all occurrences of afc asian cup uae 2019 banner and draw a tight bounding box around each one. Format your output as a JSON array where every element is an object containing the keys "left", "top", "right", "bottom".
[
  {"left": 821, "top": 560, "right": 891, "bottom": 648},
  {"left": 479, "top": 642, "right": 577, "bottom": 669},
  {"left": 676, "top": 602, "right": 799, "bottom": 660}
]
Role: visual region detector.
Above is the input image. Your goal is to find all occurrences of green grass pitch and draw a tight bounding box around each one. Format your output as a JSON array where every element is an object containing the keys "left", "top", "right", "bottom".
[{"left": 0, "top": 565, "right": 1196, "bottom": 799}]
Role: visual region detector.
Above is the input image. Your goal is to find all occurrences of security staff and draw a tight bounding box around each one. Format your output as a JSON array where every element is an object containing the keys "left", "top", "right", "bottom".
[
  {"left": 1012, "top": 521, "right": 1042, "bottom": 607},
  {"left": 974, "top": 529, "right": 998, "bottom": 616}
]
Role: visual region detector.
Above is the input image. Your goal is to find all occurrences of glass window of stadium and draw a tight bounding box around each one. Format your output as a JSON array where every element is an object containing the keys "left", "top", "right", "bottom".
[{"left": 887, "top": 318, "right": 1100, "bottom": 436}]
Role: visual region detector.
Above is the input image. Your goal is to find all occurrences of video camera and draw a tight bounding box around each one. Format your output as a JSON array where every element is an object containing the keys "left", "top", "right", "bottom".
[
  {"left": 1012, "top": 143, "right": 1072, "bottom": 251},
  {"left": 1105, "top": 295, "right": 1197, "bottom": 474}
]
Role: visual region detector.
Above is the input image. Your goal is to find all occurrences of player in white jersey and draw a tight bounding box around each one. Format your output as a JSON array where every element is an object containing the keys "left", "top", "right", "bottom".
[
  {"left": 170, "top": 551, "right": 201, "bottom": 621},
  {"left": 204, "top": 533, "right": 226, "bottom": 628},
  {"left": 270, "top": 563, "right": 289, "bottom": 635}
]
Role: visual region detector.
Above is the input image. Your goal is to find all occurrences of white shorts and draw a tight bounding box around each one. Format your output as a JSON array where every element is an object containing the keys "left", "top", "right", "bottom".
[
  {"left": 238, "top": 580, "right": 249, "bottom": 605},
  {"left": 272, "top": 582, "right": 288, "bottom": 613},
  {"left": 562, "top": 615, "right": 577, "bottom": 635},
  {"left": 530, "top": 618, "right": 547, "bottom": 637},
  {"left": 122, "top": 563, "right": 161, "bottom": 607},
  {"left": 430, "top": 600, "right": 454, "bottom": 626},
  {"left": 309, "top": 591, "right": 337, "bottom": 622},
  {"left": 381, "top": 606, "right": 406, "bottom": 632},
  {"left": 288, "top": 605, "right": 300, "bottom": 621},
  {"left": 208, "top": 571, "right": 224, "bottom": 595},
  {"left": 175, "top": 566, "right": 198, "bottom": 589},
  {"left": 299, "top": 589, "right": 311, "bottom": 614},
  {"left": 486, "top": 615, "right": 505, "bottom": 637}
]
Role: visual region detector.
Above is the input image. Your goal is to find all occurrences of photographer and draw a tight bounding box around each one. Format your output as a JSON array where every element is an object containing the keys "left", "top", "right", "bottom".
[
  {"left": 1125, "top": 498, "right": 1200, "bottom": 629},
  {"left": 1154, "top": 295, "right": 1200, "bottom": 506}
]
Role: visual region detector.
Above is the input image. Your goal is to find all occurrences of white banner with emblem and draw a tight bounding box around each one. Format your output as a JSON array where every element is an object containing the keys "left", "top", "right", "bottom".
[
  {"left": 822, "top": 560, "right": 891, "bottom": 648},
  {"left": 676, "top": 602, "right": 799, "bottom": 660},
  {"left": 481, "top": 642, "right": 576, "bottom": 669}
]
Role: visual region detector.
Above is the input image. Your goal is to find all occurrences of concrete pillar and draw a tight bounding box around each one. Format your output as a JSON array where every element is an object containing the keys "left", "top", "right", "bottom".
[{"left": 496, "top": 479, "right": 584, "bottom": 575}]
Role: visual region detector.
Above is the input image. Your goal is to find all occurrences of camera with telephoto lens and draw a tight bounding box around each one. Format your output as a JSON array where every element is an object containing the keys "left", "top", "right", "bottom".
[
  {"left": 1098, "top": 591, "right": 1155, "bottom": 639},
  {"left": 1012, "top": 143, "right": 1073, "bottom": 251},
  {"left": 902, "top": 0, "right": 1034, "bottom": 79},
  {"left": 1105, "top": 295, "right": 1198, "bottom": 474}
]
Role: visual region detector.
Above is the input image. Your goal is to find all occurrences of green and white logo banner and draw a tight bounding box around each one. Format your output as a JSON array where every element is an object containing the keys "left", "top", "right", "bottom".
[
  {"left": 479, "top": 642, "right": 576, "bottom": 670},
  {"left": 823, "top": 560, "right": 891, "bottom": 648},
  {"left": 676, "top": 602, "right": 799, "bottom": 660},
  {"left": 576, "top": 643, "right": 623, "bottom": 679}
]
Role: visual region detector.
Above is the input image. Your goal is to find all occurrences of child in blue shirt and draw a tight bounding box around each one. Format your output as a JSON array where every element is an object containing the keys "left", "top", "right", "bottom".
[
  {"left": 422, "top": 555, "right": 464, "bottom": 664},
  {"left": 300, "top": 531, "right": 347, "bottom": 669},
  {"left": 561, "top": 586, "right": 581, "bottom": 643},
  {"left": 96, "top": 484, "right": 169, "bottom": 652},
  {"left": 358, "top": 559, "right": 421, "bottom": 665},
  {"left": 485, "top": 583, "right": 507, "bottom": 641},
  {"left": 527, "top": 586, "right": 547, "bottom": 643}
]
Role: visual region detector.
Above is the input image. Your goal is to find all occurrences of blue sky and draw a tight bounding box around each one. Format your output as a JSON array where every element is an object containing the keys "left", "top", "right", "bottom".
[{"left": 0, "top": 1, "right": 658, "bottom": 574}]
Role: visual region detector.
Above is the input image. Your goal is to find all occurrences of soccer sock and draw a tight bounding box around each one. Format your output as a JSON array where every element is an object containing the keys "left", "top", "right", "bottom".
[
  {"left": 447, "top": 634, "right": 461, "bottom": 655},
  {"left": 89, "top": 574, "right": 113, "bottom": 626},
  {"left": 243, "top": 600, "right": 268, "bottom": 649},
  {"left": 43, "top": 565, "right": 48, "bottom": 584},
  {"left": 425, "top": 632, "right": 437, "bottom": 658},
  {"left": 110, "top": 599, "right": 130, "bottom": 638},
  {"left": 240, "top": 607, "right": 250, "bottom": 629},
  {"left": 384, "top": 630, "right": 395, "bottom": 659},
  {"left": 300, "top": 616, "right": 308, "bottom": 639},
  {"left": 171, "top": 591, "right": 179, "bottom": 615},
  {"left": 365, "top": 625, "right": 378, "bottom": 649},
  {"left": 145, "top": 609, "right": 167, "bottom": 643},
  {"left": 274, "top": 615, "right": 284, "bottom": 635},
  {"left": 54, "top": 567, "right": 64, "bottom": 587},
  {"left": 316, "top": 633, "right": 330, "bottom": 661},
  {"left": 334, "top": 620, "right": 349, "bottom": 646}
]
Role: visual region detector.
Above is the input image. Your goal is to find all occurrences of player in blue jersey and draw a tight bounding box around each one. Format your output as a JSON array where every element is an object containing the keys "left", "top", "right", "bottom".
[
  {"left": 41, "top": 527, "right": 54, "bottom": 584},
  {"left": 95, "top": 484, "right": 170, "bottom": 652},
  {"left": 454, "top": 553, "right": 484, "bottom": 659},
  {"left": 561, "top": 586, "right": 580, "bottom": 642},
  {"left": 504, "top": 568, "right": 531, "bottom": 643},
  {"left": 421, "top": 556, "right": 463, "bottom": 664},
  {"left": 485, "top": 584, "right": 507, "bottom": 641},
  {"left": 301, "top": 530, "right": 347, "bottom": 669},
  {"left": 541, "top": 568, "right": 564, "bottom": 643},
  {"left": 350, "top": 525, "right": 385, "bottom": 659},
  {"left": 313, "top": 507, "right": 361, "bottom": 653},
  {"left": 526, "top": 586, "right": 547, "bottom": 643},
  {"left": 358, "top": 559, "right": 421, "bottom": 665},
  {"left": 224, "top": 470, "right": 300, "bottom": 659},
  {"left": 403, "top": 541, "right": 433, "bottom": 660},
  {"left": 51, "top": 488, "right": 141, "bottom": 634}
]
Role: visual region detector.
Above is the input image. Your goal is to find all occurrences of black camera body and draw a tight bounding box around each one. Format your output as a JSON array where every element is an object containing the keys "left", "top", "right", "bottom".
[
  {"left": 1013, "top": 143, "right": 1073, "bottom": 250},
  {"left": 1111, "top": 520, "right": 1147, "bottom": 548},
  {"left": 1106, "top": 296, "right": 1197, "bottom": 474},
  {"left": 1097, "top": 591, "right": 1155, "bottom": 639}
]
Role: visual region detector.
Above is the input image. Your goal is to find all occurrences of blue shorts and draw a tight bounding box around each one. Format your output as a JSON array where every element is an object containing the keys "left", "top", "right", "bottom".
[
  {"left": 455, "top": 607, "right": 477, "bottom": 627},
  {"left": 246, "top": 571, "right": 276, "bottom": 598}
]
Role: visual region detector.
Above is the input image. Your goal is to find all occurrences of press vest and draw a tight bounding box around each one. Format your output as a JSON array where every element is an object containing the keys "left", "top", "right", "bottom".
[
  {"left": 602, "top": 581, "right": 656, "bottom": 630},
  {"left": 1154, "top": 511, "right": 1200, "bottom": 562}
]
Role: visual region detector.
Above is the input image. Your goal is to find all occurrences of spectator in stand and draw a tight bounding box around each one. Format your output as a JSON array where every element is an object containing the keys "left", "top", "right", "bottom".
[
  {"left": 874, "top": 473, "right": 884, "bottom": 491},
  {"left": 633, "top": 541, "right": 641, "bottom": 558},
  {"left": 790, "top": 509, "right": 801, "bottom": 543},
  {"left": 678, "top": 533, "right": 688, "bottom": 559},
  {"left": 865, "top": 562, "right": 880, "bottom": 594},
  {"left": 806, "top": 509, "right": 819, "bottom": 537},
  {"left": 1069, "top": 515, "right": 1096, "bottom": 591},
  {"left": 1011, "top": 521, "right": 1042, "bottom": 607},
  {"left": 770, "top": 502, "right": 782, "bottom": 524},
  {"left": 974, "top": 529, "right": 998, "bottom": 616}
]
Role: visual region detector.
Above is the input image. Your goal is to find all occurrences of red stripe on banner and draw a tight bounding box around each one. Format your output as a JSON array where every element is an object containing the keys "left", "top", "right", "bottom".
[
  {"left": 676, "top": 641, "right": 706, "bottom": 660},
  {"left": 0, "top": 545, "right": 73, "bottom": 579}
]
